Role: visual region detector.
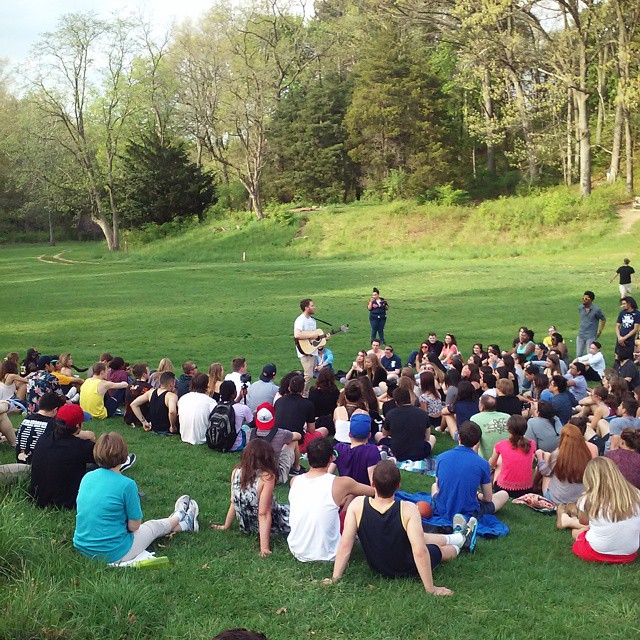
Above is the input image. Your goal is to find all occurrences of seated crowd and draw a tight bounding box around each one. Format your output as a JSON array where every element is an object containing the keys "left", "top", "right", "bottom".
[{"left": 3, "top": 316, "right": 640, "bottom": 593}]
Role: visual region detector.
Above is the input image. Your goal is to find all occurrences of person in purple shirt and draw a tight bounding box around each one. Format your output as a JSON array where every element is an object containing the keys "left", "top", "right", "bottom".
[
  {"left": 606, "top": 427, "right": 640, "bottom": 489},
  {"left": 329, "top": 414, "right": 381, "bottom": 485}
]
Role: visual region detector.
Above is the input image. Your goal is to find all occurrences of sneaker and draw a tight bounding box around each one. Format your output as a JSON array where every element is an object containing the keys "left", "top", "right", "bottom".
[
  {"left": 173, "top": 494, "right": 191, "bottom": 521},
  {"left": 120, "top": 453, "right": 137, "bottom": 472},
  {"left": 290, "top": 465, "right": 307, "bottom": 476},
  {"left": 463, "top": 517, "right": 479, "bottom": 552},
  {"left": 183, "top": 499, "right": 199, "bottom": 532},
  {"left": 452, "top": 513, "right": 467, "bottom": 533},
  {"left": 114, "top": 408, "right": 125, "bottom": 417}
]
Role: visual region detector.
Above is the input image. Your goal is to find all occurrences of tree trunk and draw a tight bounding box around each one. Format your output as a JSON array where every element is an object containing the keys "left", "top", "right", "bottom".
[
  {"left": 48, "top": 211, "right": 56, "bottom": 246},
  {"left": 609, "top": 101, "right": 624, "bottom": 184},
  {"left": 482, "top": 67, "right": 496, "bottom": 176},
  {"left": 624, "top": 107, "right": 634, "bottom": 196},
  {"left": 575, "top": 89, "right": 591, "bottom": 196},
  {"left": 566, "top": 94, "right": 573, "bottom": 186},
  {"left": 596, "top": 46, "right": 608, "bottom": 145},
  {"left": 510, "top": 70, "right": 538, "bottom": 181}
]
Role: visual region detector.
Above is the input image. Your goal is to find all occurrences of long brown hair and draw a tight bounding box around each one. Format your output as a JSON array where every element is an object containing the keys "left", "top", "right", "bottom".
[
  {"left": 236, "top": 439, "right": 278, "bottom": 490},
  {"left": 507, "top": 415, "right": 530, "bottom": 454},
  {"left": 207, "top": 363, "right": 224, "bottom": 396},
  {"left": 365, "top": 353, "right": 380, "bottom": 379},
  {"left": 554, "top": 424, "right": 591, "bottom": 483}
]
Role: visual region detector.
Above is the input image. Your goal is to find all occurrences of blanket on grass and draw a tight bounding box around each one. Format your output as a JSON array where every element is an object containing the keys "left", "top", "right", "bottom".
[{"left": 395, "top": 491, "right": 510, "bottom": 538}]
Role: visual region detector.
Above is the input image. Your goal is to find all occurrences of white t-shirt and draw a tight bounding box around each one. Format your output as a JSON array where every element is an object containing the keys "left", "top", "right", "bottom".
[
  {"left": 578, "top": 497, "right": 640, "bottom": 555},
  {"left": 178, "top": 392, "right": 217, "bottom": 445},
  {"left": 224, "top": 371, "right": 250, "bottom": 399},
  {"left": 294, "top": 313, "right": 317, "bottom": 357}
]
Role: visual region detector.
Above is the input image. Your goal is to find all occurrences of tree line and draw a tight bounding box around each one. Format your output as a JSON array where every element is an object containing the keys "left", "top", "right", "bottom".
[{"left": 0, "top": 0, "right": 638, "bottom": 249}]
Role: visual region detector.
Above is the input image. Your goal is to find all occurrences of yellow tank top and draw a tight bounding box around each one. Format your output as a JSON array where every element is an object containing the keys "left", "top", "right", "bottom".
[{"left": 80, "top": 377, "right": 107, "bottom": 419}]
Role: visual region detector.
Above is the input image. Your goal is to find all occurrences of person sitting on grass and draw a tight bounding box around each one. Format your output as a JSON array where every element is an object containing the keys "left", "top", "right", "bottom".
[
  {"left": 176, "top": 361, "right": 198, "bottom": 398},
  {"left": 249, "top": 402, "right": 300, "bottom": 483},
  {"left": 564, "top": 361, "right": 589, "bottom": 402},
  {"left": 470, "top": 394, "right": 510, "bottom": 460},
  {"left": 536, "top": 424, "right": 591, "bottom": 505},
  {"left": 557, "top": 457, "right": 640, "bottom": 564},
  {"left": 439, "top": 381, "right": 479, "bottom": 440},
  {"left": 213, "top": 438, "right": 290, "bottom": 557},
  {"left": 217, "top": 380, "right": 254, "bottom": 452},
  {"left": 80, "top": 362, "right": 128, "bottom": 419},
  {"left": 574, "top": 341, "right": 606, "bottom": 383},
  {"left": 488, "top": 415, "right": 535, "bottom": 498},
  {"left": 15, "top": 392, "right": 67, "bottom": 462},
  {"left": 432, "top": 421, "right": 509, "bottom": 522},
  {"left": 28, "top": 404, "right": 96, "bottom": 509},
  {"left": 73, "top": 432, "right": 198, "bottom": 563},
  {"left": 605, "top": 398, "right": 640, "bottom": 453},
  {"left": 376, "top": 387, "right": 435, "bottom": 462},
  {"left": 106, "top": 357, "right": 130, "bottom": 406},
  {"left": 130, "top": 371, "right": 179, "bottom": 435},
  {"left": 274, "top": 374, "right": 327, "bottom": 459},
  {"left": 0, "top": 358, "right": 28, "bottom": 404},
  {"left": 288, "top": 437, "right": 374, "bottom": 563},
  {"left": 328, "top": 460, "right": 479, "bottom": 597},
  {"left": 525, "top": 401, "right": 562, "bottom": 453},
  {"left": 26, "top": 355, "right": 66, "bottom": 414},
  {"left": 605, "top": 427, "right": 640, "bottom": 489},
  {"left": 178, "top": 372, "right": 217, "bottom": 445},
  {"left": 124, "top": 363, "right": 152, "bottom": 427},
  {"left": 328, "top": 413, "right": 381, "bottom": 485},
  {"left": 494, "top": 378, "right": 523, "bottom": 416}
]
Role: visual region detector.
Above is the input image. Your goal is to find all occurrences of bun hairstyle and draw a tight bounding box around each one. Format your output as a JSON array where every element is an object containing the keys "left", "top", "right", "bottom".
[{"left": 507, "top": 415, "right": 530, "bottom": 454}]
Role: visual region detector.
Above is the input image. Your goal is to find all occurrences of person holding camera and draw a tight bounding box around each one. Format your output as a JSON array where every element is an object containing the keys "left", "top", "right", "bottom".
[
  {"left": 225, "top": 357, "right": 251, "bottom": 403},
  {"left": 368, "top": 288, "right": 388, "bottom": 343}
]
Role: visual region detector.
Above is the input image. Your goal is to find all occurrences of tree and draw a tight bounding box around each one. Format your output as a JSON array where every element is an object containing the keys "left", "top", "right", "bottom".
[
  {"left": 118, "top": 132, "right": 216, "bottom": 228},
  {"left": 26, "top": 14, "right": 140, "bottom": 250}
]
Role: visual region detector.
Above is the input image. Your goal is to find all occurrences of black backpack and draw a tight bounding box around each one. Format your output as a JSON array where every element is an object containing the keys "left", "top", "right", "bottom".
[{"left": 206, "top": 402, "right": 237, "bottom": 452}]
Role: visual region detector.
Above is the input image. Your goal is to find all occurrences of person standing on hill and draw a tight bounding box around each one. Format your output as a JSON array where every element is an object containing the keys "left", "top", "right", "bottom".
[
  {"left": 616, "top": 297, "right": 640, "bottom": 356},
  {"left": 368, "top": 288, "right": 388, "bottom": 343},
  {"left": 611, "top": 258, "right": 636, "bottom": 297},
  {"left": 576, "top": 291, "right": 606, "bottom": 358}
]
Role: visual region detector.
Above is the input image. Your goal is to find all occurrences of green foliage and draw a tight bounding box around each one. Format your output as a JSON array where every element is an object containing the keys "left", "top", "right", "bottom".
[
  {"left": 264, "top": 72, "right": 357, "bottom": 203},
  {"left": 419, "top": 183, "right": 470, "bottom": 206},
  {"left": 118, "top": 133, "right": 216, "bottom": 229}
]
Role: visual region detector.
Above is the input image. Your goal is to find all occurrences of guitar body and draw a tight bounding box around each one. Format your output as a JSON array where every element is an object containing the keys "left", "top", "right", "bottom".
[{"left": 295, "top": 325, "right": 349, "bottom": 355}]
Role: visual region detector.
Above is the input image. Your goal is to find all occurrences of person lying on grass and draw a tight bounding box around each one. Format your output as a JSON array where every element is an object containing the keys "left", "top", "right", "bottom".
[
  {"left": 556, "top": 457, "right": 640, "bottom": 564},
  {"left": 328, "top": 460, "right": 478, "bottom": 597},
  {"left": 73, "top": 432, "right": 198, "bottom": 563},
  {"left": 212, "top": 438, "right": 290, "bottom": 557}
]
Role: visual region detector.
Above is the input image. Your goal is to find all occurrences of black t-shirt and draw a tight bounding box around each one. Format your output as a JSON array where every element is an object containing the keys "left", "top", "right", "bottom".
[
  {"left": 495, "top": 395, "right": 524, "bottom": 416},
  {"left": 617, "top": 265, "right": 635, "bottom": 284},
  {"left": 125, "top": 379, "right": 152, "bottom": 426},
  {"left": 382, "top": 399, "right": 398, "bottom": 417},
  {"left": 274, "top": 393, "right": 315, "bottom": 435},
  {"left": 427, "top": 341, "right": 444, "bottom": 357},
  {"left": 384, "top": 405, "right": 430, "bottom": 461},
  {"left": 371, "top": 366, "right": 388, "bottom": 387},
  {"left": 15, "top": 413, "right": 56, "bottom": 463},
  {"left": 615, "top": 360, "right": 640, "bottom": 389},
  {"left": 308, "top": 387, "right": 340, "bottom": 419},
  {"left": 29, "top": 430, "right": 95, "bottom": 509},
  {"left": 617, "top": 309, "right": 640, "bottom": 345}
]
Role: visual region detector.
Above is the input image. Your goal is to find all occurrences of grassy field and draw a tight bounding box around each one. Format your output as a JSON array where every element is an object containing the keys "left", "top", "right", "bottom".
[{"left": 2, "top": 194, "right": 640, "bottom": 639}]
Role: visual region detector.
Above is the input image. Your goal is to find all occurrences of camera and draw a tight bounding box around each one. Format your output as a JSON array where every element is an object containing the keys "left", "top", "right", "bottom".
[{"left": 240, "top": 373, "right": 252, "bottom": 388}]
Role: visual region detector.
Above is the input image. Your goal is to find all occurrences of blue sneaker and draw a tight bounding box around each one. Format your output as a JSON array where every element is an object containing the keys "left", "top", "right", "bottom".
[
  {"left": 452, "top": 513, "right": 467, "bottom": 533},
  {"left": 463, "top": 517, "right": 479, "bottom": 552}
]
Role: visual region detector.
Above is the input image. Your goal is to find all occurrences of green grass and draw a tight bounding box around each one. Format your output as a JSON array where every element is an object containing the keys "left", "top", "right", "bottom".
[{"left": 2, "top": 191, "right": 640, "bottom": 639}]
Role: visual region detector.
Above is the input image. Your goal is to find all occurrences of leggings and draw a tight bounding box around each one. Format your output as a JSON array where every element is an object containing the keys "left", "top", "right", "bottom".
[{"left": 117, "top": 518, "right": 173, "bottom": 562}]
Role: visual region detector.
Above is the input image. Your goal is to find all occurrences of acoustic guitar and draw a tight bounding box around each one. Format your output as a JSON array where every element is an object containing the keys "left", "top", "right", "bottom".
[{"left": 295, "top": 325, "right": 349, "bottom": 355}]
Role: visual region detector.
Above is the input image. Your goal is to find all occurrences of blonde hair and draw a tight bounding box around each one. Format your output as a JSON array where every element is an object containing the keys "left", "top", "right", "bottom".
[
  {"left": 207, "top": 363, "right": 224, "bottom": 397},
  {"left": 157, "top": 358, "right": 173, "bottom": 374},
  {"left": 58, "top": 353, "right": 73, "bottom": 368},
  {"left": 582, "top": 457, "right": 640, "bottom": 522}
]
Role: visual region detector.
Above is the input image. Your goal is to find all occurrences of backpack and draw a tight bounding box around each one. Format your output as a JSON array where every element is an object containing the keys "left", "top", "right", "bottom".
[{"left": 206, "top": 402, "right": 237, "bottom": 452}]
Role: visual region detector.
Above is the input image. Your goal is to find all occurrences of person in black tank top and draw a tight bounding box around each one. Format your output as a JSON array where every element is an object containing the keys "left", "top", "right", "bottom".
[
  {"left": 130, "top": 372, "right": 179, "bottom": 434},
  {"left": 328, "top": 460, "right": 476, "bottom": 596}
]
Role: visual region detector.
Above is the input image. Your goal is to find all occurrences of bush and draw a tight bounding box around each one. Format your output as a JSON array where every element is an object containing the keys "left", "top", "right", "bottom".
[{"left": 418, "top": 184, "right": 470, "bottom": 206}]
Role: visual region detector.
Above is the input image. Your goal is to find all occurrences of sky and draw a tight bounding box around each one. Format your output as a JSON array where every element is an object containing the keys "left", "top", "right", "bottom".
[{"left": 0, "top": 0, "right": 219, "bottom": 64}]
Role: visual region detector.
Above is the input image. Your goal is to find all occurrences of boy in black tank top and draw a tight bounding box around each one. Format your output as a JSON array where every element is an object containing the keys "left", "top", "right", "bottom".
[
  {"left": 327, "top": 460, "right": 477, "bottom": 596},
  {"left": 130, "top": 372, "right": 179, "bottom": 434}
]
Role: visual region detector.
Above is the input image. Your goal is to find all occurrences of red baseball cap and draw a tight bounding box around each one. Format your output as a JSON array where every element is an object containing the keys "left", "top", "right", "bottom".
[
  {"left": 57, "top": 404, "right": 88, "bottom": 428},
  {"left": 255, "top": 402, "right": 275, "bottom": 430}
]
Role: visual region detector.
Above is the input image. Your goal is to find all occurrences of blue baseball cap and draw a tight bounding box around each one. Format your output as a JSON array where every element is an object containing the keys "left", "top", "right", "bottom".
[{"left": 349, "top": 413, "right": 372, "bottom": 439}]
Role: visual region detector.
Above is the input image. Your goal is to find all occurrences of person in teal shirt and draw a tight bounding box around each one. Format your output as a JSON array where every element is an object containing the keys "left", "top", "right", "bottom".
[{"left": 73, "top": 432, "right": 199, "bottom": 563}]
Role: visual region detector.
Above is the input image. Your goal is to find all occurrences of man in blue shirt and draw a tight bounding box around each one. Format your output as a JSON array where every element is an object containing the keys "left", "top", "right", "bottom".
[
  {"left": 549, "top": 375, "right": 576, "bottom": 424},
  {"left": 576, "top": 291, "right": 606, "bottom": 357},
  {"left": 432, "top": 421, "right": 508, "bottom": 521},
  {"left": 314, "top": 345, "right": 334, "bottom": 378},
  {"left": 380, "top": 346, "right": 402, "bottom": 378}
]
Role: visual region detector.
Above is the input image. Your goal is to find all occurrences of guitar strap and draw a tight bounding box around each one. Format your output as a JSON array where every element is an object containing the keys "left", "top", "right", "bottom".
[{"left": 313, "top": 317, "right": 333, "bottom": 327}]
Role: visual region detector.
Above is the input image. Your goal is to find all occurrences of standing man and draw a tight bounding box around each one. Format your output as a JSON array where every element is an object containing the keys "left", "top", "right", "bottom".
[
  {"left": 368, "top": 287, "right": 388, "bottom": 343},
  {"left": 294, "top": 298, "right": 327, "bottom": 397},
  {"left": 576, "top": 291, "right": 606, "bottom": 358},
  {"left": 616, "top": 296, "right": 640, "bottom": 356},
  {"left": 611, "top": 258, "right": 636, "bottom": 297}
]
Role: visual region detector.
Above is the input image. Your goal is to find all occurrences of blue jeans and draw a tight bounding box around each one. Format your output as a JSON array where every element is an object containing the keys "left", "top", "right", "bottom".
[
  {"left": 370, "top": 316, "right": 386, "bottom": 343},
  {"left": 576, "top": 334, "right": 594, "bottom": 358}
]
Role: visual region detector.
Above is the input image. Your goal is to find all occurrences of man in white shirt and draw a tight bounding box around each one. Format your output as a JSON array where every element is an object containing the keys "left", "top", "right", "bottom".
[
  {"left": 294, "top": 298, "right": 328, "bottom": 397},
  {"left": 177, "top": 373, "right": 217, "bottom": 445},
  {"left": 574, "top": 341, "right": 606, "bottom": 382},
  {"left": 224, "top": 357, "right": 250, "bottom": 402}
]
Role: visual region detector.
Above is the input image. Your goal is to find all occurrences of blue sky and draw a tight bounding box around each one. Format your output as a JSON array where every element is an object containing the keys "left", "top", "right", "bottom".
[{"left": 0, "top": 0, "right": 217, "bottom": 63}]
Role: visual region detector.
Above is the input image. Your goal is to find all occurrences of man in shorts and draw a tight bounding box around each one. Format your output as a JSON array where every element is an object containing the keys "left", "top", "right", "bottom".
[
  {"left": 249, "top": 402, "right": 300, "bottom": 483},
  {"left": 611, "top": 258, "right": 636, "bottom": 297}
]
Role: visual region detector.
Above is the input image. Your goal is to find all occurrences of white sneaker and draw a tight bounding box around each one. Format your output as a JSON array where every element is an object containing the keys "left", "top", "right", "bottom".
[
  {"left": 173, "top": 494, "right": 190, "bottom": 521},
  {"left": 183, "top": 499, "right": 199, "bottom": 532}
]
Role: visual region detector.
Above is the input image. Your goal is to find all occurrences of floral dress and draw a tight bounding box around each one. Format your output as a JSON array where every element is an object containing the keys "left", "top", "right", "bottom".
[{"left": 231, "top": 469, "right": 290, "bottom": 535}]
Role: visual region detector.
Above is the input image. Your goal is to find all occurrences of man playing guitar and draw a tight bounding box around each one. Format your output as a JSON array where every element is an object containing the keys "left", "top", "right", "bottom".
[{"left": 294, "top": 299, "right": 329, "bottom": 397}]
